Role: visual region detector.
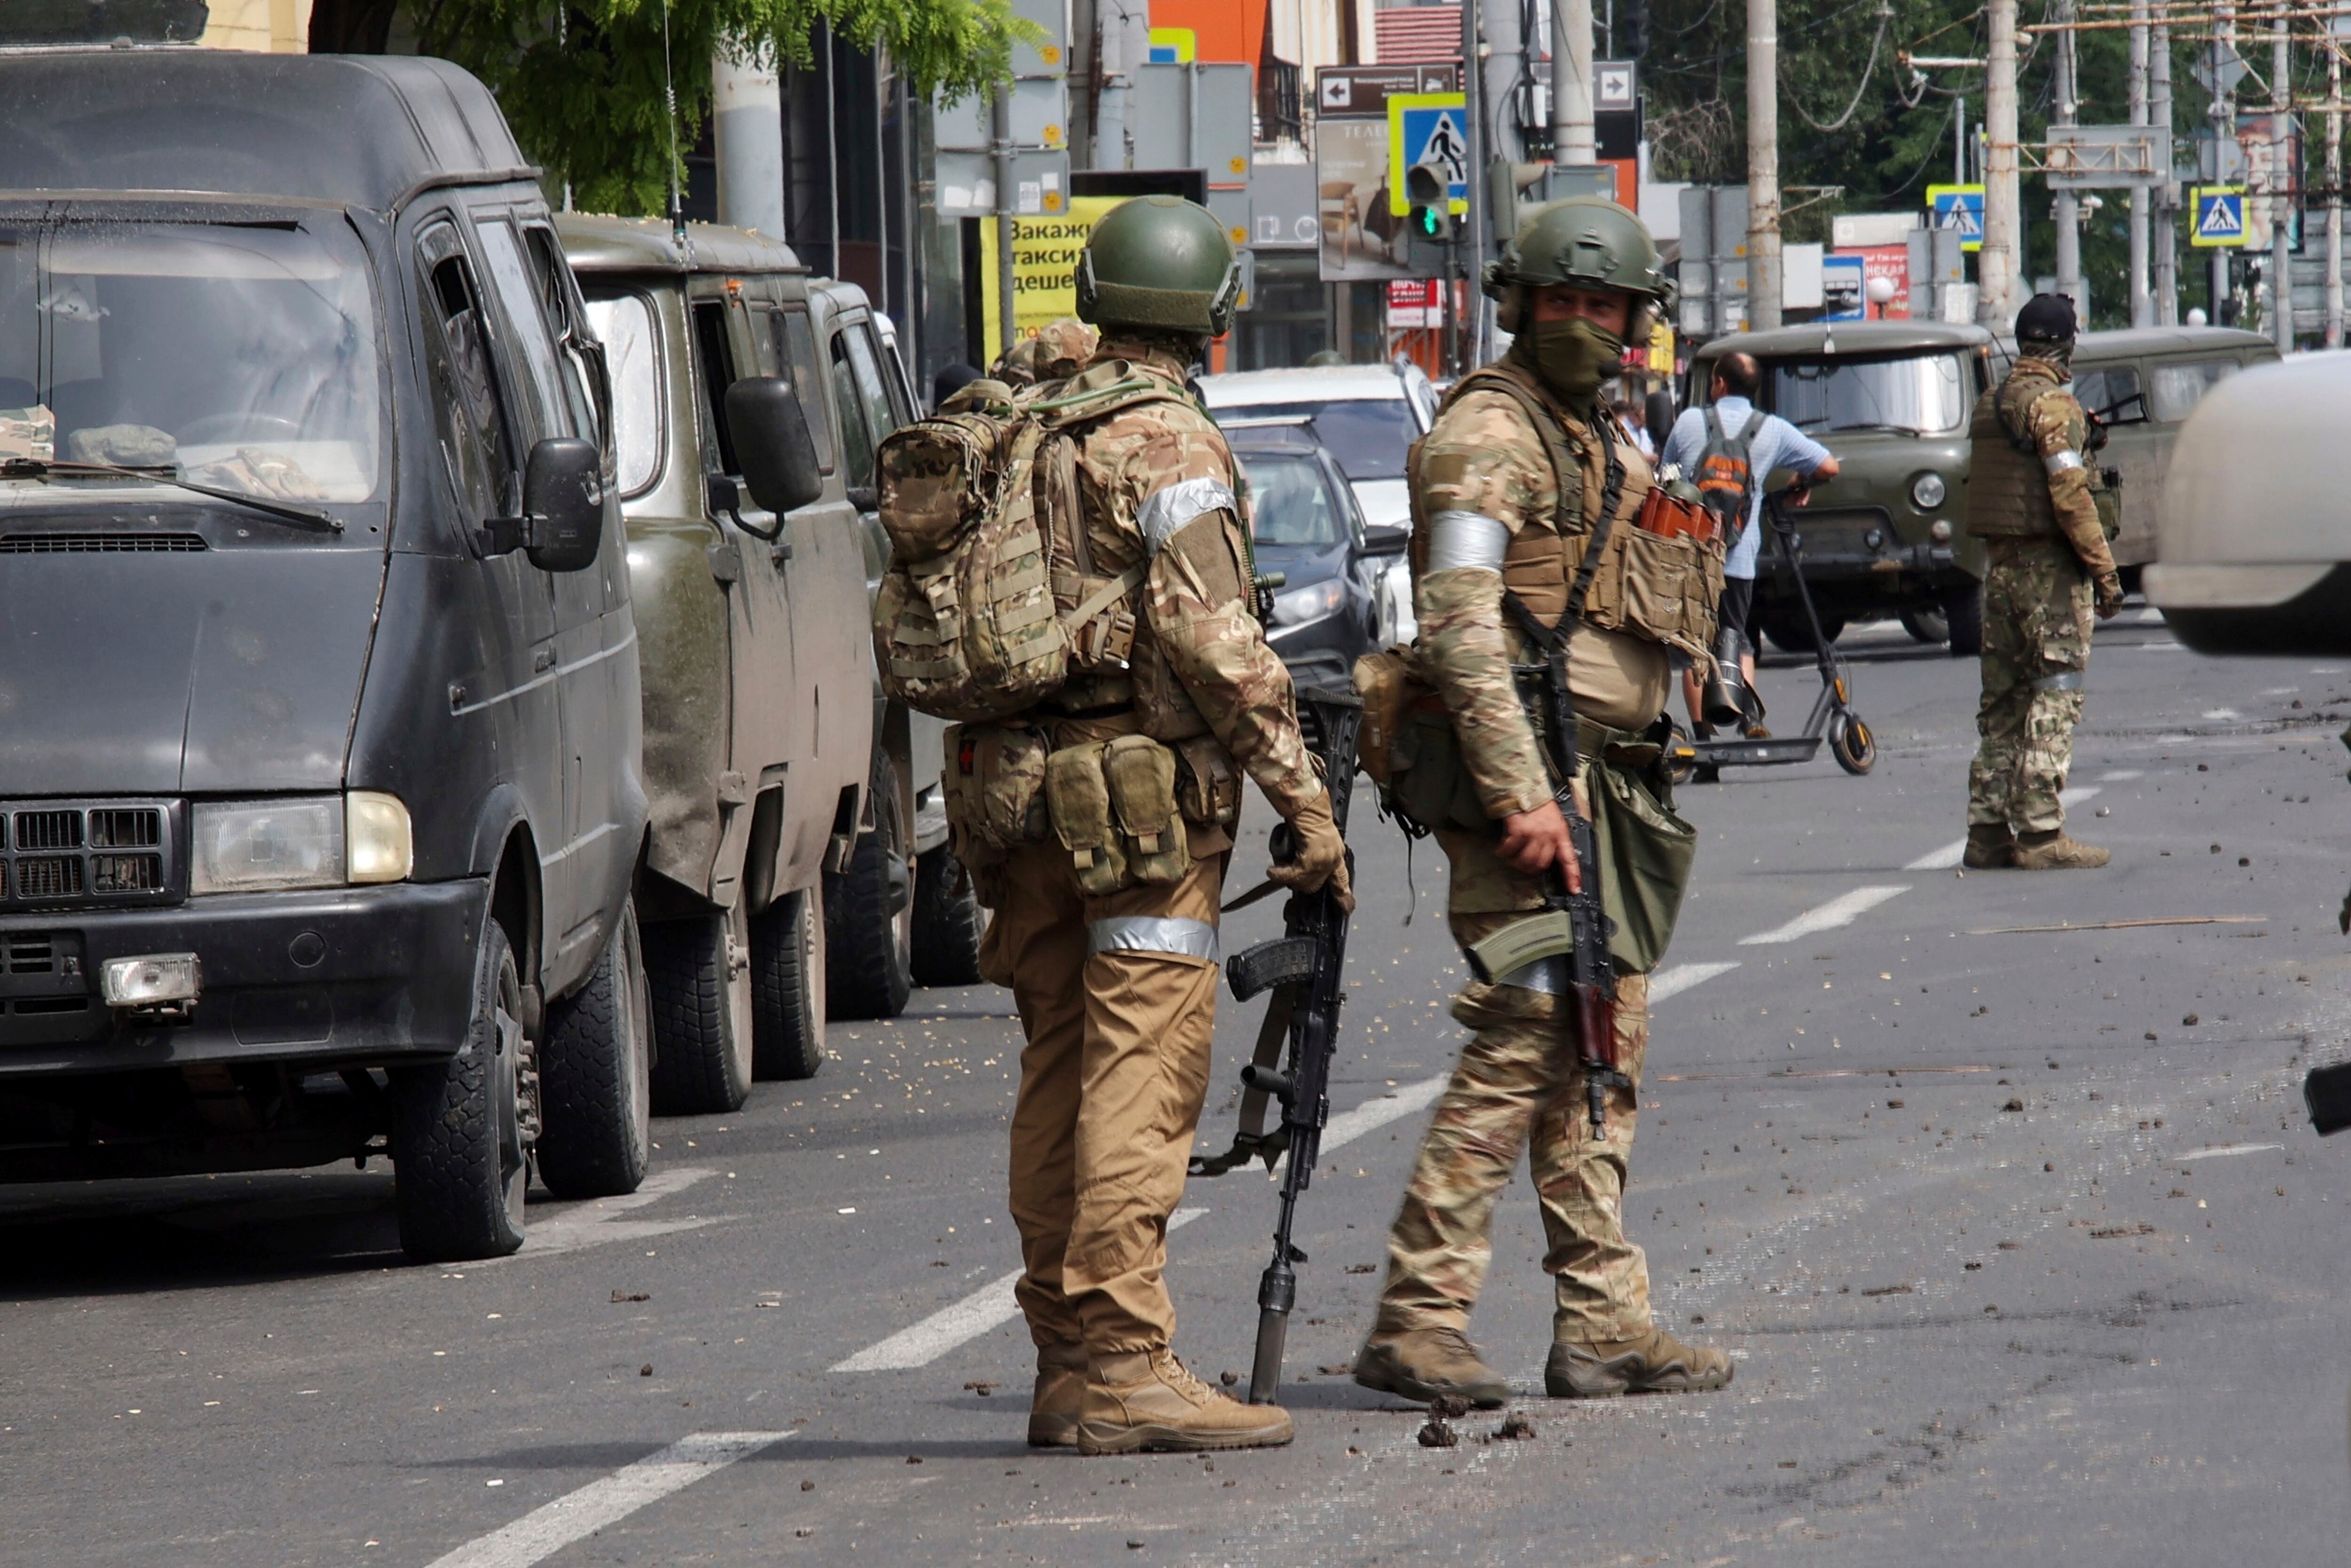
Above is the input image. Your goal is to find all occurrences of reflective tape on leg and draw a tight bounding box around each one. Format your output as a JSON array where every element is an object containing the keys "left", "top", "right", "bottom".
[
  {"left": 2033, "top": 669, "right": 2085, "bottom": 693},
  {"left": 1087, "top": 915, "right": 1221, "bottom": 963}
]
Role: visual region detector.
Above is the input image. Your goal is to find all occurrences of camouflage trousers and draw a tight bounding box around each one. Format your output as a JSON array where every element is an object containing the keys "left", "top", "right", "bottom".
[
  {"left": 1968, "top": 537, "right": 2095, "bottom": 835},
  {"left": 1377, "top": 959, "right": 1652, "bottom": 1343}
]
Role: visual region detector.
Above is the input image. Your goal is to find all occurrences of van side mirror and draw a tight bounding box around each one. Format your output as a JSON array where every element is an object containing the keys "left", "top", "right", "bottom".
[
  {"left": 1362, "top": 522, "right": 1411, "bottom": 557},
  {"left": 479, "top": 437, "right": 604, "bottom": 571},
  {"left": 724, "top": 376, "right": 825, "bottom": 514}
]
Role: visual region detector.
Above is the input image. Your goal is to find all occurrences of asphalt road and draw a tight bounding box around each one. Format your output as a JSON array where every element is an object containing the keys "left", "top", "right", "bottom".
[{"left": 8, "top": 608, "right": 2350, "bottom": 1567}]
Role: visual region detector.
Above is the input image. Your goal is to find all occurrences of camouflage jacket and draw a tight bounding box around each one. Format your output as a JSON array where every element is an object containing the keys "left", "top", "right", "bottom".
[
  {"left": 1974, "top": 355, "right": 2119, "bottom": 582},
  {"left": 1065, "top": 336, "right": 1322, "bottom": 820}
]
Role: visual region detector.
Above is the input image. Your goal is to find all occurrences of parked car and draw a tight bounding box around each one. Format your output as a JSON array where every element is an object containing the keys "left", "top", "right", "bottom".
[
  {"left": 0, "top": 50, "right": 650, "bottom": 1261},
  {"left": 1200, "top": 359, "right": 1437, "bottom": 646},
  {"left": 1686, "top": 321, "right": 1997, "bottom": 654},
  {"left": 2049, "top": 326, "right": 2280, "bottom": 592},
  {"left": 1227, "top": 423, "right": 1405, "bottom": 690}
]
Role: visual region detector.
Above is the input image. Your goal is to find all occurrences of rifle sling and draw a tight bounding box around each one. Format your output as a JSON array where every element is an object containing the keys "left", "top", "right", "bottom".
[{"left": 1187, "top": 983, "right": 1296, "bottom": 1176}]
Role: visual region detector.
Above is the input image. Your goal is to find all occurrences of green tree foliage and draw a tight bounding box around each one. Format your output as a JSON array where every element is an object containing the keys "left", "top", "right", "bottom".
[{"left": 407, "top": 0, "right": 1029, "bottom": 215}]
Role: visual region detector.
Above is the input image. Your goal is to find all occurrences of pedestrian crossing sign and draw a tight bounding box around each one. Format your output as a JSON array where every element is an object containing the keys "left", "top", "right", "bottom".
[
  {"left": 1925, "top": 183, "right": 1985, "bottom": 253},
  {"left": 2192, "top": 185, "right": 2249, "bottom": 248},
  {"left": 1388, "top": 93, "right": 1471, "bottom": 216}
]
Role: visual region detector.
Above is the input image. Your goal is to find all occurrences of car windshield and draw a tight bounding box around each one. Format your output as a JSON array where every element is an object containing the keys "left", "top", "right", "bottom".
[
  {"left": 1238, "top": 452, "right": 1346, "bottom": 547},
  {"left": 0, "top": 221, "right": 380, "bottom": 503},
  {"left": 1765, "top": 352, "right": 1969, "bottom": 435},
  {"left": 1225, "top": 397, "right": 1417, "bottom": 480}
]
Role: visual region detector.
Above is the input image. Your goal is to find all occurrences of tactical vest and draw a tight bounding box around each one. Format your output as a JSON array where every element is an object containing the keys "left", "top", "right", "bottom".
[
  {"left": 1964, "top": 366, "right": 2075, "bottom": 540},
  {"left": 1408, "top": 360, "right": 1722, "bottom": 662}
]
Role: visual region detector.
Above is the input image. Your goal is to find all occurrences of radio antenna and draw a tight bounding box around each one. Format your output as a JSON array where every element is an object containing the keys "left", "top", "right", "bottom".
[{"left": 660, "top": 0, "right": 686, "bottom": 250}]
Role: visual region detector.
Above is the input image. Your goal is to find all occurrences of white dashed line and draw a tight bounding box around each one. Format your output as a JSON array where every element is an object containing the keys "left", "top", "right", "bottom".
[
  {"left": 1736, "top": 885, "right": 1910, "bottom": 945},
  {"left": 1650, "top": 961, "right": 1742, "bottom": 1002},
  {"left": 1905, "top": 787, "right": 2102, "bottom": 870},
  {"left": 423, "top": 1432, "right": 795, "bottom": 1568},
  {"left": 2176, "top": 1143, "right": 2283, "bottom": 1161}
]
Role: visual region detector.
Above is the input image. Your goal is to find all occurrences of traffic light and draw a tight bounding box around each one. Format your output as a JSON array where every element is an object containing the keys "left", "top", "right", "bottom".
[
  {"left": 1406, "top": 162, "right": 1454, "bottom": 244},
  {"left": 1630, "top": 0, "right": 1652, "bottom": 58}
]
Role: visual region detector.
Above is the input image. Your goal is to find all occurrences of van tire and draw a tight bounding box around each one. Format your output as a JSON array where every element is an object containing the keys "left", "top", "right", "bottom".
[
  {"left": 751, "top": 886, "right": 826, "bottom": 1080},
  {"left": 911, "top": 846, "right": 987, "bottom": 987},
  {"left": 826, "top": 751, "right": 913, "bottom": 1020},
  {"left": 392, "top": 916, "right": 530, "bottom": 1262},
  {"left": 644, "top": 907, "right": 753, "bottom": 1115},
  {"left": 1940, "top": 581, "right": 1985, "bottom": 657},
  {"left": 1760, "top": 609, "right": 1846, "bottom": 654},
  {"left": 535, "top": 904, "right": 652, "bottom": 1198}
]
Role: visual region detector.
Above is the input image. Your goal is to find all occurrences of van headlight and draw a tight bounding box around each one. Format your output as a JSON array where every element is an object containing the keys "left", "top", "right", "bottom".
[
  {"left": 1911, "top": 472, "right": 1949, "bottom": 510},
  {"left": 1271, "top": 577, "right": 1344, "bottom": 627},
  {"left": 191, "top": 793, "right": 411, "bottom": 894}
]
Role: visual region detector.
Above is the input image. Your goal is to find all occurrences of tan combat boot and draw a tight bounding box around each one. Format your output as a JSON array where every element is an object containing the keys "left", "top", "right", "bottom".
[
  {"left": 1352, "top": 1325, "right": 1510, "bottom": 1409},
  {"left": 1075, "top": 1349, "right": 1295, "bottom": 1455},
  {"left": 2012, "top": 828, "right": 2110, "bottom": 869},
  {"left": 1027, "top": 1340, "right": 1088, "bottom": 1448},
  {"left": 1962, "top": 823, "right": 2016, "bottom": 869},
  {"left": 1545, "top": 1325, "right": 1735, "bottom": 1398}
]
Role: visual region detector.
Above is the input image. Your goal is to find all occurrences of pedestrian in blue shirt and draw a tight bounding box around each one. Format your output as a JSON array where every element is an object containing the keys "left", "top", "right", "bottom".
[{"left": 1660, "top": 353, "right": 1840, "bottom": 736}]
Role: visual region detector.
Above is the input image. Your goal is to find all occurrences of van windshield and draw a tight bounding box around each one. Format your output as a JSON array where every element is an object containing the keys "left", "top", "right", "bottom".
[
  {"left": 0, "top": 221, "right": 381, "bottom": 503},
  {"left": 1765, "top": 352, "right": 1970, "bottom": 436}
]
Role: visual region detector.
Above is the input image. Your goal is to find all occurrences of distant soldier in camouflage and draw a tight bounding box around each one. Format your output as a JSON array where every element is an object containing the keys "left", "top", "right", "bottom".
[
  {"left": 971, "top": 197, "right": 1346, "bottom": 1455},
  {"left": 1355, "top": 198, "right": 1730, "bottom": 1408},
  {"left": 1962, "top": 292, "right": 2123, "bottom": 870},
  {"left": 992, "top": 316, "right": 1100, "bottom": 386}
]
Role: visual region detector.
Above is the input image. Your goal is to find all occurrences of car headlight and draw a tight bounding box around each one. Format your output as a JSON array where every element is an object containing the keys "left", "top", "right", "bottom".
[
  {"left": 1911, "top": 472, "right": 1949, "bottom": 510},
  {"left": 1270, "top": 577, "right": 1345, "bottom": 627},
  {"left": 190, "top": 792, "right": 413, "bottom": 894}
]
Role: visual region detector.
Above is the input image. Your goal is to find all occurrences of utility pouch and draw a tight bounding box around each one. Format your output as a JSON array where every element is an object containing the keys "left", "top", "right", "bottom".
[
  {"left": 942, "top": 723, "right": 1051, "bottom": 867},
  {"left": 1588, "top": 750, "right": 1699, "bottom": 973},
  {"left": 1387, "top": 707, "right": 1490, "bottom": 836},
  {"left": 1045, "top": 740, "right": 1129, "bottom": 895},
  {"left": 1102, "top": 733, "right": 1191, "bottom": 885},
  {"left": 1172, "top": 734, "right": 1241, "bottom": 828},
  {"left": 1352, "top": 645, "right": 1428, "bottom": 791}
]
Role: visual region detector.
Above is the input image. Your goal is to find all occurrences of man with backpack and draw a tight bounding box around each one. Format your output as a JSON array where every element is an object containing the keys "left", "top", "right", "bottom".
[
  {"left": 874, "top": 196, "right": 1348, "bottom": 1455},
  {"left": 1660, "top": 352, "right": 1839, "bottom": 738}
]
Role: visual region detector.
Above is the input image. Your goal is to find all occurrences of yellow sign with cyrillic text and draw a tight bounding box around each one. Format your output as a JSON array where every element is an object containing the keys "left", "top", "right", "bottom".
[{"left": 978, "top": 197, "right": 1127, "bottom": 348}]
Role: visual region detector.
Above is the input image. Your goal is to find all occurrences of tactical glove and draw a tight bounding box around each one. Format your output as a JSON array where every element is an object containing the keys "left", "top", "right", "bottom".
[
  {"left": 1270, "top": 788, "right": 1353, "bottom": 913},
  {"left": 2094, "top": 571, "right": 2125, "bottom": 619}
]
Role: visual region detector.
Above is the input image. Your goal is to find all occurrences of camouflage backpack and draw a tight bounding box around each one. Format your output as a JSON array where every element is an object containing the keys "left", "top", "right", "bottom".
[{"left": 872, "top": 368, "right": 1190, "bottom": 722}]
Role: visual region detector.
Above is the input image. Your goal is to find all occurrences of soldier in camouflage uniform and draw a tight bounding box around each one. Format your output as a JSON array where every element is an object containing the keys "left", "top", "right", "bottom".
[
  {"left": 1355, "top": 198, "right": 1732, "bottom": 1408},
  {"left": 973, "top": 197, "right": 1348, "bottom": 1455},
  {"left": 992, "top": 316, "right": 1101, "bottom": 386},
  {"left": 1962, "top": 292, "right": 2122, "bottom": 871}
]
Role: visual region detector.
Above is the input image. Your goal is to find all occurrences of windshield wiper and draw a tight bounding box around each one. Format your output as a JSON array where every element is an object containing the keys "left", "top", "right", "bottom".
[{"left": 0, "top": 457, "right": 345, "bottom": 534}]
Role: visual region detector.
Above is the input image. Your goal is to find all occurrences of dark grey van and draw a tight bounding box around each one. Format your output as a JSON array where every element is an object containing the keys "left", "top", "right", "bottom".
[{"left": 0, "top": 51, "right": 651, "bottom": 1262}]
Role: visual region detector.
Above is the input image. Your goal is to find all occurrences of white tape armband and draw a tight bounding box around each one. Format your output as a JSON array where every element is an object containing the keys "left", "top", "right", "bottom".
[
  {"left": 2043, "top": 449, "right": 2086, "bottom": 476},
  {"left": 1137, "top": 478, "right": 1238, "bottom": 558},
  {"left": 1088, "top": 915, "right": 1221, "bottom": 963},
  {"left": 2033, "top": 669, "right": 2085, "bottom": 693},
  {"left": 1426, "top": 510, "right": 1511, "bottom": 573}
]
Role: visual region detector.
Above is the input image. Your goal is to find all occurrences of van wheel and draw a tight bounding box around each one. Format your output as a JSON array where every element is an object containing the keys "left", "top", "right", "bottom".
[
  {"left": 535, "top": 904, "right": 652, "bottom": 1198},
  {"left": 644, "top": 907, "right": 752, "bottom": 1115},
  {"left": 1898, "top": 606, "right": 1949, "bottom": 644},
  {"left": 392, "top": 916, "right": 531, "bottom": 1262},
  {"left": 751, "top": 886, "right": 826, "bottom": 1080},
  {"left": 1760, "top": 610, "right": 1846, "bottom": 654},
  {"left": 1940, "top": 581, "right": 1984, "bottom": 657},
  {"left": 826, "top": 751, "right": 913, "bottom": 1019},
  {"left": 911, "top": 847, "right": 988, "bottom": 987}
]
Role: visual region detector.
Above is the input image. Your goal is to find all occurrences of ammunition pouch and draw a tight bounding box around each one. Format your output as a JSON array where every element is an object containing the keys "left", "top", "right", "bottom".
[
  {"left": 2092, "top": 465, "right": 2122, "bottom": 544},
  {"left": 1045, "top": 733, "right": 1191, "bottom": 895}
]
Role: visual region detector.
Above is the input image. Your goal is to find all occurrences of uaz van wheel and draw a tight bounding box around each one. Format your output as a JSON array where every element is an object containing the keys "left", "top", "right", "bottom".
[
  {"left": 1939, "top": 581, "right": 1984, "bottom": 657},
  {"left": 392, "top": 916, "right": 531, "bottom": 1262},
  {"left": 751, "top": 886, "right": 826, "bottom": 1080},
  {"left": 535, "top": 903, "right": 652, "bottom": 1198},
  {"left": 644, "top": 906, "right": 753, "bottom": 1115},
  {"left": 827, "top": 750, "right": 913, "bottom": 1020},
  {"left": 910, "top": 846, "right": 987, "bottom": 987}
]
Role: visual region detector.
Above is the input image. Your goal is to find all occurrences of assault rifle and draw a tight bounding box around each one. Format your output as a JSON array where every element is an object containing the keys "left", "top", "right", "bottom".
[
  {"left": 1463, "top": 607, "right": 1625, "bottom": 1138},
  {"left": 1188, "top": 685, "right": 1362, "bottom": 1404}
]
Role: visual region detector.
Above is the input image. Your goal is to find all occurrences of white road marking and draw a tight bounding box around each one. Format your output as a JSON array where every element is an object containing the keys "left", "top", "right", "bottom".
[
  {"left": 831, "top": 1208, "right": 1208, "bottom": 1372},
  {"left": 2203, "top": 708, "right": 2241, "bottom": 721},
  {"left": 2176, "top": 1143, "right": 2283, "bottom": 1161},
  {"left": 1320, "top": 1076, "right": 1446, "bottom": 1151},
  {"left": 1905, "top": 787, "right": 2102, "bottom": 870},
  {"left": 1737, "top": 885, "right": 1910, "bottom": 945},
  {"left": 473, "top": 1167, "right": 719, "bottom": 1267},
  {"left": 422, "top": 1431, "right": 794, "bottom": 1568},
  {"left": 1650, "top": 961, "right": 1742, "bottom": 1003},
  {"left": 2099, "top": 769, "right": 2144, "bottom": 782}
]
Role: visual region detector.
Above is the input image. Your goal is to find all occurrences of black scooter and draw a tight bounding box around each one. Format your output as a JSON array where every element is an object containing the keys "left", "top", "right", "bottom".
[{"left": 1671, "top": 483, "right": 1877, "bottom": 780}]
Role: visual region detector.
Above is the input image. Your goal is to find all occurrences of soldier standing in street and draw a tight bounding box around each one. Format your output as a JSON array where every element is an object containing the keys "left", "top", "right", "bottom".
[
  {"left": 964, "top": 198, "right": 1349, "bottom": 1454},
  {"left": 1354, "top": 197, "right": 1731, "bottom": 1407},
  {"left": 1962, "top": 292, "right": 2123, "bottom": 870}
]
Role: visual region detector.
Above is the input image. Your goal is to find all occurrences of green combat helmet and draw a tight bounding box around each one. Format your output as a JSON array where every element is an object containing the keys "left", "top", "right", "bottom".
[
  {"left": 1076, "top": 195, "right": 1241, "bottom": 338},
  {"left": 1482, "top": 195, "right": 1675, "bottom": 342}
]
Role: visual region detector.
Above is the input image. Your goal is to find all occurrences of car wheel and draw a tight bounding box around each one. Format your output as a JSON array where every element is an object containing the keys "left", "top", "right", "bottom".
[
  {"left": 910, "top": 846, "right": 988, "bottom": 987},
  {"left": 391, "top": 915, "right": 531, "bottom": 1262},
  {"left": 644, "top": 906, "right": 753, "bottom": 1115},
  {"left": 751, "top": 885, "right": 826, "bottom": 1080},
  {"left": 1940, "top": 581, "right": 1985, "bottom": 657},
  {"left": 826, "top": 749, "right": 914, "bottom": 1020},
  {"left": 1898, "top": 606, "right": 1949, "bottom": 645},
  {"left": 534, "top": 903, "right": 652, "bottom": 1199}
]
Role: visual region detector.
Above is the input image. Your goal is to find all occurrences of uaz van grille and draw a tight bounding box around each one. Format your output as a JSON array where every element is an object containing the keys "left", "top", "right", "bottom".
[{"left": 0, "top": 801, "right": 181, "bottom": 908}]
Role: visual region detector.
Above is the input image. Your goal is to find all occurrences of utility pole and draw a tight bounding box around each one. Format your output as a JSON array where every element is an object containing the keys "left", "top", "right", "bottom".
[
  {"left": 1980, "top": 0, "right": 2021, "bottom": 325},
  {"left": 2129, "top": 3, "right": 2153, "bottom": 325},
  {"left": 2053, "top": 0, "right": 2083, "bottom": 316},
  {"left": 2153, "top": 22, "right": 2179, "bottom": 322},
  {"left": 2211, "top": 2, "right": 2237, "bottom": 323},
  {"left": 2329, "top": 28, "right": 2343, "bottom": 346},
  {"left": 2270, "top": 2, "right": 2293, "bottom": 352},
  {"left": 712, "top": 42, "right": 786, "bottom": 240},
  {"left": 1091, "top": 0, "right": 1142, "bottom": 171},
  {"left": 1463, "top": 0, "right": 1486, "bottom": 370},
  {"left": 991, "top": 84, "right": 1018, "bottom": 358},
  {"left": 1747, "top": 0, "right": 1782, "bottom": 329},
  {"left": 1552, "top": 0, "right": 1595, "bottom": 164}
]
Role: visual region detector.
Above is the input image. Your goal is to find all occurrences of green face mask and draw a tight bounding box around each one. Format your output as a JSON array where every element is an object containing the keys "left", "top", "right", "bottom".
[{"left": 1515, "top": 315, "right": 1626, "bottom": 410}]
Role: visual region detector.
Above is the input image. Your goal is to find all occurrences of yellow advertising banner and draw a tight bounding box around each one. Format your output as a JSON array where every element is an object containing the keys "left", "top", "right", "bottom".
[{"left": 978, "top": 197, "right": 1127, "bottom": 351}]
